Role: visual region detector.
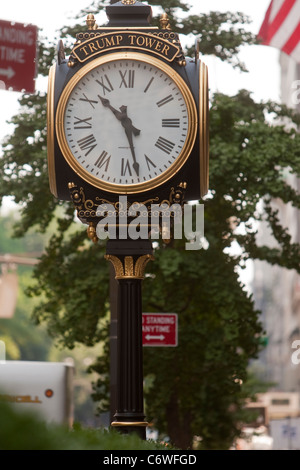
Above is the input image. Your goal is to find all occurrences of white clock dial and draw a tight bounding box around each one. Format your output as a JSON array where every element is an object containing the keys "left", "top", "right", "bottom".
[{"left": 56, "top": 52, "right": 197, "bottom": 194}]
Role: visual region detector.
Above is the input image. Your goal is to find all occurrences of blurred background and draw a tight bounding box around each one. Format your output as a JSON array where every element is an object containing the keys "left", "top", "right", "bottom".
[{"left": 0, "top": 0, "right": 300, "bottom": 450}]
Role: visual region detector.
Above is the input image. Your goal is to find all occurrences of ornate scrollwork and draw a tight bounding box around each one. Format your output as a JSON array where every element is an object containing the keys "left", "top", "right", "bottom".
[
  {"left": 68, "top": 181, "right": 187, "bottom": 244},
  {"left": 169, "top": 181, "right": 187, "bottom": 205},
  {"left": 68, "top": 182, "right": 99, "bottom": 219}
]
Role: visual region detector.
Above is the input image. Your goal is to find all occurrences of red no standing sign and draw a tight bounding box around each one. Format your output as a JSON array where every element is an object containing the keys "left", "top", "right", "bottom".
[
  {"left": 0, "top": 19, "right": 38, "bottom": 93},
  {"left": 142, "top": 313, "right": 178, "bottom": 347}
]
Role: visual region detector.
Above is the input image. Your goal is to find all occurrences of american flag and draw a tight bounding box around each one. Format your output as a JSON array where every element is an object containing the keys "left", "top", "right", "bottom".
[{"left": 258, "top": 0, "right": 300, "bottom": 62}]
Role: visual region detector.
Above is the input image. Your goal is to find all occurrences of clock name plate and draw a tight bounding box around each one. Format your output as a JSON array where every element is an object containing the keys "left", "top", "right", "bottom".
[{"left": 72, "top": 31, "right": 181, "bottom": 64}]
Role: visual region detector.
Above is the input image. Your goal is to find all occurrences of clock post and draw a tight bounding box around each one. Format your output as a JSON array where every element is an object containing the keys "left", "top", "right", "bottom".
[
  {"left": 47, "top": 0, "right": 209, "bottom": 441},
  {"left": 105, "top": 238, "right": 153, "bottom": 438},
  {"left": 102, "top": 3, "right": 155, "bottom": 438}
]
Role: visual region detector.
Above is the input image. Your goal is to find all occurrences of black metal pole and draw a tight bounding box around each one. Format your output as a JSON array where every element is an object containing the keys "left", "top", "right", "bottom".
[
  {"left": 109, "top": 264, "right": 118, "bottom": 424},
  {"left": 114, "top": 278, "right": 145, "bottom": 438},
  {"left": 105, "top": 239, "right": 153, "bottom": 439}
]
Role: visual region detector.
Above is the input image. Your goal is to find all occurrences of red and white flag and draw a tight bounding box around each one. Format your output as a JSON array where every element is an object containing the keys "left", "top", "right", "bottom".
[{"left": 258, "top": 0, "right": 300, "bottom": 62}]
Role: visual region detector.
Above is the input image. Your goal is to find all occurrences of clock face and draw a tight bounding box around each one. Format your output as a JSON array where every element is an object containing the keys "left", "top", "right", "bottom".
[{"left": 56, "top": 52, "right": 197, "bottom": 194}]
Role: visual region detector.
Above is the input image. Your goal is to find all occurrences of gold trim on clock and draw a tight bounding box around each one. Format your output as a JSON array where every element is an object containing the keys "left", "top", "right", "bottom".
[
  {"left": 55, "top": 51, "right": 198, "bottom": 195},
  {"left": 199, "top": 61, "right": 209, "bottom": 198},
  {"left": 47, "top": 63, "right": 58, "bottom": 198}
]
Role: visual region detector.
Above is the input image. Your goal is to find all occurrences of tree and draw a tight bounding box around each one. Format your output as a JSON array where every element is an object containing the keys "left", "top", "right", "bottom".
[
  {"left": 0, "top": 214, "right": 52, "bottom": 361},
  {"left": 0, "top": 0, "right": 300, "bottom": 449},
  {"left": 142, "top": 91, "right": 300, "bottom": 449}
]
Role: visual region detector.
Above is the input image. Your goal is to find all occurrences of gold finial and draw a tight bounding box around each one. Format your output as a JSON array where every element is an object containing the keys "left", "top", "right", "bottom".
[
  {"left": 86, "top": 14, "right": 98, "bottom": 30},
  {"left": 87, "top": 222, "right": 98, "bottom": 244},
  {"left": 160, "top": 13, "right": 171, "bottom": 30}
]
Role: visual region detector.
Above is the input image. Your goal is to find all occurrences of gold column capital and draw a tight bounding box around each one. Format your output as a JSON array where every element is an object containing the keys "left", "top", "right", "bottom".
[{"left": 105, "top": 253, "right": 154, "bottom": 280}]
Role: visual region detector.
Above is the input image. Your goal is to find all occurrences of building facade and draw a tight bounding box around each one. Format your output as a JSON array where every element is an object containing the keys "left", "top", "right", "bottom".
[{"left": 253, "top": 55, "right": 300, "bottom": 391}]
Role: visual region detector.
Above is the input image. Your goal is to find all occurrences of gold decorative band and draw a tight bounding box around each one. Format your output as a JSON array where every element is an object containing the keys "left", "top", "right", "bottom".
[
  {"left": 199, "top": 61, "right": 209, "bottom": 198},
  {"left": 111, "top": 421, "right": 148, "bottom": 427},
  {"left": 46, "top": 63, "right": 58, "bottom": 198}
]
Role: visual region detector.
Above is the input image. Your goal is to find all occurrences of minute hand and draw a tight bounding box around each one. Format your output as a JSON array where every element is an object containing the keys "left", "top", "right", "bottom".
[{"left": 99, "top": 96, "right": 140, "bottom": 176}]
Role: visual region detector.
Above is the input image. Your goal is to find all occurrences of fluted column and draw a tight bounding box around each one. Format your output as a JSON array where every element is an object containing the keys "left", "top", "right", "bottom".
[{"left": 105, "top": 239, "right": 153, "bottom": 439}]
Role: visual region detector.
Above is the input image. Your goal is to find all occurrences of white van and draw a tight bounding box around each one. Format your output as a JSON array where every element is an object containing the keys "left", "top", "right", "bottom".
[{"left": 0, "top": 361, "right": 74, "bottom": 426}]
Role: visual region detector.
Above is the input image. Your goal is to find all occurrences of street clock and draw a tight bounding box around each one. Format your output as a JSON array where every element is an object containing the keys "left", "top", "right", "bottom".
[
  {"left": 46, "top": 0, "right": 210, "bottom": 439},
  {"left": 47, "top": 1, "right": 209, "bottom": 227}
]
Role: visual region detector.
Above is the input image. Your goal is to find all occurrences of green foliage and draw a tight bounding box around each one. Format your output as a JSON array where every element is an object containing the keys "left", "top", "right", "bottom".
[
  {"left": 141, "top": 240, "right": 263, "bottom": 449},
  {"left": 208, "top": 91, "right": 300, "bottom": 271},
  {"left": 0, "top": 215, "right": 52, "bottom": 361},
  {"left": 0, "top": 91, "right": 57, "bottom": 236},
  {"left": 0, "top": 213, "right": 45, "bottom": 254},
  {"left": 1, "top": 271, "right": 52, "bottom": 361},
  {"left": 0, "top": 402, "right": 169, "bottom": 450},
  {"left": 28, "top": 231, "right": 109, "bottom": 349}
]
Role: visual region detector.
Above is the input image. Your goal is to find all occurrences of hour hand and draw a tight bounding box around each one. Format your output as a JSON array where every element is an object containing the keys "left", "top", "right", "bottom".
[
  {"left": 99, "top": 95, "right": 140, "bottom": 176},
  {"left": 99, "top": 95, "right": 120, "bottom": 119}
]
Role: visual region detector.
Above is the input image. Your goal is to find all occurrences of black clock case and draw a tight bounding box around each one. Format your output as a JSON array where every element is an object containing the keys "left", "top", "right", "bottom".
[{"left": 49, "top": 40, "right": 202, "bottom": 205}]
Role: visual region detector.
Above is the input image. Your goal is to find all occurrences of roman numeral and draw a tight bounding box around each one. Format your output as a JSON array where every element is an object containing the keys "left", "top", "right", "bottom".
[
  {"left": 156, "top": 95, "right": 174, "bottom": 107},
  {"left": 121, "top": 158, "right": 132, "bottom": 176},
  {"left": 74, "top": 116, "right": 92, "bottom": 129},
  {"left": 96, "top": 74, "right": 114, "bottom": 95},
  {"left": 144, "top": 77, "right": 154, "bottom": 93},
  {"left": 79, "top": 93, "right": 98, "bottom": 109},
  {"left": 77, "top": 134, "right": 97, "bottom": 156},
  {"left": 162, "top": 118, "right": 180, "bottom": 128},
  {"left": 145, "top": 155, "right": 156, "bottom": 171},
  {"left": 119, "top": 70, "right": 135, "bottom": 88},
  {"left": 155, "top": 136, "right": 175, "bottom": 155},
  {"left": 94, "top": 151, "right": 111, "bottom": 171}
]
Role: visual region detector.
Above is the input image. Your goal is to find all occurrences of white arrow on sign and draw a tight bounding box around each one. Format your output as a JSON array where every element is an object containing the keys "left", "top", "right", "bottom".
[
  {"left": 145, "top": 335, "right": 165, "bottom": 341},
  {"left": 0, "top": 66, "right": 15, "bottom": 79}
]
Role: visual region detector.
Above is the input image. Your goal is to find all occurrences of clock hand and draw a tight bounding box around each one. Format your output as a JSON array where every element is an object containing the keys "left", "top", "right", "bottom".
[
  {"left": 98, "top": 96, "right": 140, "bottom": 136},
  {"left": 123, "top": 121, "right": 140, "bottom": 177},
  {"left": 99, "top": 95, "right": 122, "bottom": 121},
  {"left": 119, "top": 105, "right": 140, "bottom": 137},
  {"left": 99, "top": 96, "right": 140, "bottom": 176}
]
